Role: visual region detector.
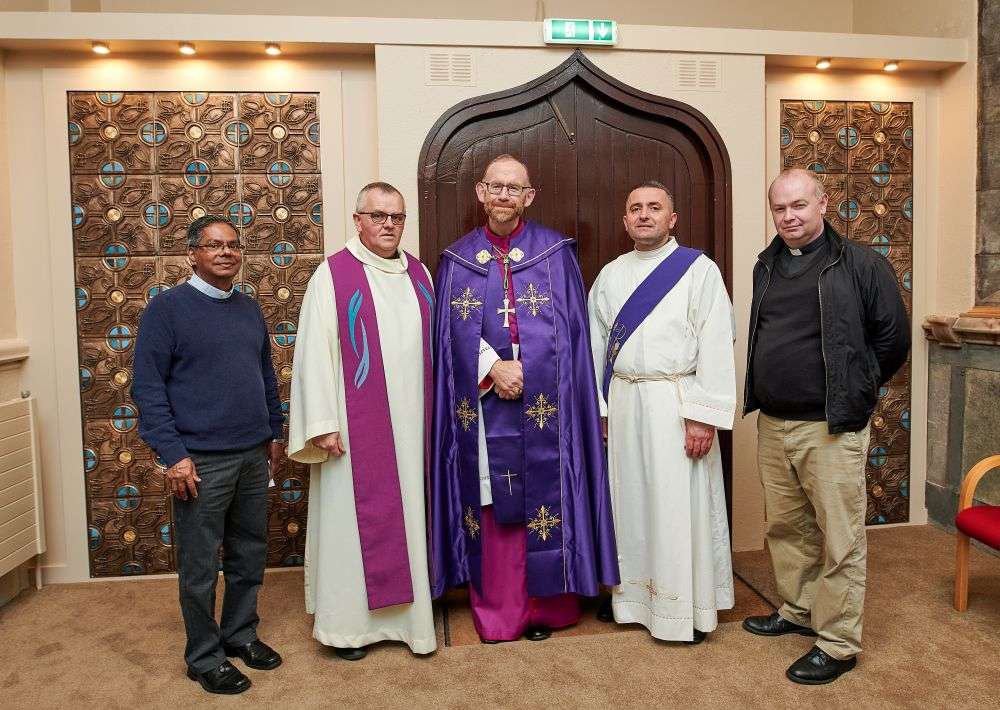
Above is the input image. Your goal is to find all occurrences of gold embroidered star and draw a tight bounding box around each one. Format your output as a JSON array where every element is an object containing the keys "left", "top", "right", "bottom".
[
  {"left": 516, "top": 283, "right": 551, "bottom": 317},
  {"left": 456, "top": 397, "right": 477, "bottom": 431},
  {"left": 464, "top": 506, "right": 480, "bottom": 540},
  {"left": 525, "top": 392, "right": 558, "bottom": 430},
  {"left": 527, "top": 505, "right": 562, "bottom": 542},
  {"left": 450, "top": 287, "right": 483, "bottom": 321}
]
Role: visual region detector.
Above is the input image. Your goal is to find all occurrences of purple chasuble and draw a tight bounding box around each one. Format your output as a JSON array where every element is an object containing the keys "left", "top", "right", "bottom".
[
  {"left": 328, "top": 247, "right": 434, "bottom": 610},
  {"left": 429, "top": 221, "right": 620, "bottom": 599},
  {"left": 601, "top": 245, "right": 703, "bottom": 400}
]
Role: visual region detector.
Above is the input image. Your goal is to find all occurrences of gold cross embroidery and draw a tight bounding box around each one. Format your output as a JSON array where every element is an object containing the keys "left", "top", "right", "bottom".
[
  {"left": 516, "top": 283, "right": 551, "bottom": 317},
  {"left": 455, "top": 397, "right": 477, "bottom": 431},
  {"left": 464, "top": 506, "right": 480, "bottom": 540},
  {"left": 644, "top": 578, "right": 659, "bottom": 601},
  {"left": 450, "top": 287, "right": 483, "bottom": 321},
  {"left": 527, "top": 505, "right": 561, "bottom": 542},
  {"left": 525, "top": 392, "right": 558, "bottom": 430}
]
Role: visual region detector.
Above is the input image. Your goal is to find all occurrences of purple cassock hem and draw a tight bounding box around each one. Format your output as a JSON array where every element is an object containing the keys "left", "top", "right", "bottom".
[{"left": 469, "top": 506, "right": 581, "bottom": 641}]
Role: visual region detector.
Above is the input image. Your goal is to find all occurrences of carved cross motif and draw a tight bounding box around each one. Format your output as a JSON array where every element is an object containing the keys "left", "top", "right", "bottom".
[
  {"left": 527, "top": 505, "right": 562, "bottom": 542},
  {"left": 516, "top": 283, "right": 551, "bottom": 317},
  {"left": 450, "top": 287, "right": 483, "bottom": 321},
  {"left": 455, "top": 397, "right": 478, "bottom": 431},
  {"left": 525, "top": 393, "right": 558, "bottom": 430}
]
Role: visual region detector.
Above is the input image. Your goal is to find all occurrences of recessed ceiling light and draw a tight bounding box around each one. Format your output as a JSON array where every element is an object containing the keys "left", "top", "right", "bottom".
[
  {"left": 815, "top": 58, "right": 831, "bottom": 70},
  {"left": 179, "top": 42, "right": 196, "bottom": 56},
  {"left": 265, "top": 43, "right": 282, "bottom": 56},
  {"left": 92, "top": 42, "right": 110, "bottom": 55},
  {"left": 883, "top": 60, "right": 899, "bottom": 72}
]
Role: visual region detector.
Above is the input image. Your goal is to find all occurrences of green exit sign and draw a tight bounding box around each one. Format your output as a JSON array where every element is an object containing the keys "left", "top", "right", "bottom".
[{"left": 544, "top": 18, "right": 617, "bottom": 46}]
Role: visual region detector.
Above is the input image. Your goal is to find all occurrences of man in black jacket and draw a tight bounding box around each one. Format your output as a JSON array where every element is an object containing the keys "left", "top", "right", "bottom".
[{"left": 742, "top": 168, "right": 909, "bottom": 685}]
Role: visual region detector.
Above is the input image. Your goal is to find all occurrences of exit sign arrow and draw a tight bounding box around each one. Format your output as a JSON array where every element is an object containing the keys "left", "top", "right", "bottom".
[{"left": 544, "top": 18, "right": 618, "bottom": 46}]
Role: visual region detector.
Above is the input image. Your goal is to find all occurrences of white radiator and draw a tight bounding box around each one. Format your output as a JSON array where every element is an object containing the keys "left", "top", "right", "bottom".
[{"left": 0, "top": 397, "right": 45, "bottom": 586}]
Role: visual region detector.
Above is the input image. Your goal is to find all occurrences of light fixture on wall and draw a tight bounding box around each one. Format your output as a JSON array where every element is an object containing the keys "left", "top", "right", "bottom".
[
  {"left": 265, "top": 43, "right": 282, "bottom": 56},
  {"left": 883, "top": 60, "right": 899, "bottom": 72},
  {"left": 179, "top": 42, "right": 197, "bottom": 56},
  {"left": 815, "top": 58, "right": 831, "bottom": 70},
  {"left": 91, "top": 42, "right": 110, "bottom": 55}
]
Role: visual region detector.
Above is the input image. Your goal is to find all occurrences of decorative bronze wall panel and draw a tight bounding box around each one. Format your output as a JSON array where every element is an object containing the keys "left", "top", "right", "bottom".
[
  {"left": 781, "top": 100, "right": 913, "bottom": 524},
  {"left": 69, "top": 91, "right": 323, "bottom": 576}
]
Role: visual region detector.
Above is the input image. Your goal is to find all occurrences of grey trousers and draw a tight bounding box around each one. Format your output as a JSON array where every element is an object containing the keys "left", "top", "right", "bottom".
[{"left": 172, "top": 445, "right": 269, "bottom": 672}]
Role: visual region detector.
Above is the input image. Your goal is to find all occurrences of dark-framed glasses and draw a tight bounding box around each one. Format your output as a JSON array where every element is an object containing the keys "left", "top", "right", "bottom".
[
  {"left": 194, "top": 240, "right": 245, "bottom": 253},
  {"left": 358, "top": 211, "right": 406, "bottom": 225},
  {"left": 480, "top": 181, "right": 531, "bottom": 197}
]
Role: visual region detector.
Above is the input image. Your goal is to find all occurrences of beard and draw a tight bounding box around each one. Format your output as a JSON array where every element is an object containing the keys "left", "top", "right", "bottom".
[{"left": 485, "top": 202, "right": 520, "bottom": 224}]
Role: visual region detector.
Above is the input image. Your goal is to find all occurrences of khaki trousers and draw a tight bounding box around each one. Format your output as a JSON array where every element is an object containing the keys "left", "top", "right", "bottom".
[{"left": 757, "top": 413, "right": 870, "bottom": 659}]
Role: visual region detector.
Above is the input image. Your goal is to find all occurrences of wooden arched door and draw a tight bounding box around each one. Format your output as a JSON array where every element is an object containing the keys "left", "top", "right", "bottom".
[{"left": 418, "top": 50, "right": 734, "bottom": 519}]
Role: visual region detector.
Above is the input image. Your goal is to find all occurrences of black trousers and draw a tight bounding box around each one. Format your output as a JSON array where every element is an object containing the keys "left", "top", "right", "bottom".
[{"left": 172, "top": 445, "right": 268, "bottom": 672}]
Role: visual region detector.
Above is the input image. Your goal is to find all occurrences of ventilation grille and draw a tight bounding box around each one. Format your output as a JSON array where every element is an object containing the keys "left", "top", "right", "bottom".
[
  {"left": 673, "top": 57, "right": 723, "bottom": 91},
  {"left": 425, "top": 51, "right": 476, "bottom": 87}
]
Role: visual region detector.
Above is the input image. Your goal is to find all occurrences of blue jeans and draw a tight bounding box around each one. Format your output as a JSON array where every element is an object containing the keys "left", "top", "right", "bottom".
[{"left": 172, "top": 445, "right": 269, "bottom": 672}]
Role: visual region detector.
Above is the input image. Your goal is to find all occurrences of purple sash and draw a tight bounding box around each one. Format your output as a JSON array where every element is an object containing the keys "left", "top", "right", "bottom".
[
  {"left": 602, "top": 246, "right": 702, "bottom": 400},
  {"left": 328, "top": 247, "right": 434, "bottom": 610}
]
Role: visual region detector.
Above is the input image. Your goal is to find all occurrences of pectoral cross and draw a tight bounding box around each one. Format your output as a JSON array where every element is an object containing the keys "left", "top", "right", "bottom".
[{"left": 497, "top": 297, "right": 515, "bottom": 329}]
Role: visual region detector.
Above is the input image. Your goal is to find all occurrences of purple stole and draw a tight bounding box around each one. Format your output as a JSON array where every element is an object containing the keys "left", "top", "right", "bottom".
[
  {"left": 327, "top": 246, "right": 434, "bottom": 610},
  {"left": 601, "top": 245, "right": 702, "bottom": 400}
]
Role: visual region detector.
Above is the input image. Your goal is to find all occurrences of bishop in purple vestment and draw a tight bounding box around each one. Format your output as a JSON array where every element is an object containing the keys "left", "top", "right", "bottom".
[{"left": 430, "top": 155, "right": 620, "bottom": 642}]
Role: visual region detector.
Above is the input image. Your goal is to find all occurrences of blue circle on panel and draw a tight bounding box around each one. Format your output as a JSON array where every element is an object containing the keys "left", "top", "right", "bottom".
[
  {"left": 280, "top": 478, "right": 304, "bottom": 504},
  {"left": 99, "top": 161, "right": 126, "bottom": 189},
  {"left": 876, "top": 514, "right": 887, "bottom": 523},
  {"left": 147, "top": 284, "right": 168, "bottom": 301},
  {"left": 307, "top": 121, "right": 320, "bottom": 145},
  {"left": 72, "top": 204, "right": 86, "bottom": 227},
  {"left": 112, "top": 405, "right": 138, "bottom": 432},
  {"left": 107, "top": 324, "right": 133, "bottom": 352},
  {"left": 838, "top": 199, "right": 860, "bottom": 221},
  {"left": 271, "top": 241, "right": 296, "bottom": 267},
  {"left": 121, "top": 562, "right": 144, "bottom": 575},
  {"left": 283, "top": 554, "right": 304, "bottom": 566},
  {"left": 96, "top": 92, "right": 123, "bottom": 105},
  {"left": 102, "top": 243, "right": 129, "bottom": 270},
  {"left": 871, "top": 162, "right": 891, "bottom": 186},
  {"left": 780, "top": 126, "right": 792, "bottom": 147},
  {"left": 901, "top": 409, "right": 910, "bottom": 430},
  {"left": 838, "top": 126, "right": 859, "bottom": 148},
  {"left": 903, "top": 271, "right": 912, "bottom": 291},
  {"left": 266, "top": 93, "right": 291, "bottom": 107},
  {"left": 878, "top": 385, "right": 889, "bottom": 399},
  {"left": 870, "top": 101, "right": 891, "bottom": 114},
  {"left": 116, "top": 484, "right": 140, "bottom": 510},
  {"left": 310, "top": 203, "right": 323, "bottom": 225},
  {"left": 807, "top": 162, "right": 825, "bottom": 173},
  {"left": 274, "top": 321, "right": 297, "bottom": 347},
  {"left": 281, "top": 400, "right": 289, "bottom": 424},
  {"left": 224, "top": 121, "right": 252, "bottom": 146},
  {"left": 235, "top": 282, "right": 256, "bottom": 297},
  {"left": 903, "top": 127, "right": 913, "bottom": 149},
  {"left": 869, "top": 446, "right": 888, "bottom": 467},
  {"left": 183, "top": 160, "right": 211, "bottom": 188},
  {"left": 144, "top": 202, "right": 171, "bottom": 227},
  {"left": 871, "top": 235, "right": 891, "bottom": 257},
  {"left": 84, "top": 448, "right": 98, "bottom": 472},
  {"left": 803, "top": 100, "right": 825, "bottom": 112},
  {"left": 900, "top": 479, "right": 909, "bottom": 498},
  {"left": 88, "top": 526, "right": 102, "bottom": 550},
  {"left": 267, "top": 160, "right": 294, "bottom": 187},
  {"left": 228, "top": 202, "right": 254, "bottom": 227},
  {"left": 182, "top": 92, "right": 208, "bottom": 106},
  {"left": 76, "top": 286, "right": 90, "bottom": 310},
  {"left": 159, "top": 523, "right": 172, "bottom": 546},
  {"left": 903, "top": 197, "right": 913, "bottom": 220},
  {"left": 139, "top": 120, "right": 168, "bottom": 146},
  {"left": 80, "top": 367, "right": 93, "bottom": 392},
  {"left": 69, "top": 121, "right": 83, "bottom": 145}
]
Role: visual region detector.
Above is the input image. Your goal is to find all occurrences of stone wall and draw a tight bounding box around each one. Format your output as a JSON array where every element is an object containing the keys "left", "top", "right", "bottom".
[{"left": 979, "top": 0, "right": 1000, "bottom": 305}]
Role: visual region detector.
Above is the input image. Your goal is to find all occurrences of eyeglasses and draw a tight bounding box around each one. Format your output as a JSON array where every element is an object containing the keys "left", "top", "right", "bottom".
[
  {"left": 480, "top": 181, "right": 532, "bottom": 197},
  {"left": 193, "top": 241, "right": 245, "bottom": 253},
  {"left": 358, "top": 211, "right": 406, "bottom": 226}
]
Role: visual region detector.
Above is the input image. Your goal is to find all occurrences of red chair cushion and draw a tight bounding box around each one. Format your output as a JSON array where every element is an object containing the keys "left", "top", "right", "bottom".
[{"left": 956, "top": 505, "right": 1000, "bottom": 550}]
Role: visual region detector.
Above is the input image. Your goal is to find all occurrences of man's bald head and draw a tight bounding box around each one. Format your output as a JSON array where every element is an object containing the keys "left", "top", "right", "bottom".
[
  {"left": 767, "top": 168, "right": 829, "bottom": 249},
  {"left": 768, "top": 168, "right": 826, "bottom": 203},
  {"left": 481, "top": 154, "right": 531, "bottom": 184}
]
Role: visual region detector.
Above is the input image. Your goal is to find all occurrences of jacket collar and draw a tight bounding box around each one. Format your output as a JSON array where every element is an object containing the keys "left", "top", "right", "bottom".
[{"left": 758, "top": 219, "right": 844, "bottom": 268}]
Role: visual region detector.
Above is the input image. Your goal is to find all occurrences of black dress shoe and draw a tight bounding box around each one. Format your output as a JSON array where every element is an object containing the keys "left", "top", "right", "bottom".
[
  {"left": 786, "top": 646, "right": 857, "bottom": 685},
  {"left": 186, "top": 661, "right": 251, "bottom": 695},
  {"left": 524, "top": 625, "right": 551, "bottom": 641},
  {"left": 683, "top": 629, "right": 707, "bottom": 645},
  {"left": 596, "top": 596, "right": 614, "bottom": 623},
  {"left": 334, "top": 646, "right": 368, "bottom": 661},
  {"left": 742, "top": 612, "right": 817, "bottom": 637},
  {"left": 224, "top": 639, "right": 283, "bottom": 670}
]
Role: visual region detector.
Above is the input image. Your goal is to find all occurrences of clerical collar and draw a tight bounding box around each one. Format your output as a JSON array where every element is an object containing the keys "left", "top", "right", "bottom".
[
  {"left": 786, "top": 230, "right": 827, "bottom": 257},
  {"left": 189, "top": 271, "right": 234, "bottom": 300},
  {"left": 485, "top": 219, "right": 525, "bottom": 245}
]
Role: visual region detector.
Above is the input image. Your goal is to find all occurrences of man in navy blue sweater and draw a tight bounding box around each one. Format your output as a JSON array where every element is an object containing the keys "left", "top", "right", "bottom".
[{"left": 132, "top": 215, "right": 285, "bottom": 695}]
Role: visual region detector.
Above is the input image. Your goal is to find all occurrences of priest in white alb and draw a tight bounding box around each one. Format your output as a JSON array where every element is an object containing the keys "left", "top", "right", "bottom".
[
  {"left": 588, "top": 180, "right": 736, "bottom": 644},
  {"left": 288, "top": 182, "right": 436, "bottom": 660}
]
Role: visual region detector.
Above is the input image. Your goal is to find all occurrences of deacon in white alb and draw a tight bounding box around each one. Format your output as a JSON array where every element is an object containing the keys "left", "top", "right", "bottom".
[
  {"left": 288, "top": 182, "right": 436, "bottom": 661},
  {"left": 588, "top": 180, "right": 736, "bottom": 644}
]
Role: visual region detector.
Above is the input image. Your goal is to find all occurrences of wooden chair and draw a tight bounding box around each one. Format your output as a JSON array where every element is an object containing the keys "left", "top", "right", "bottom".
[{"left": 954, "top": 454, "right": 1000, "bottom": 611}]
